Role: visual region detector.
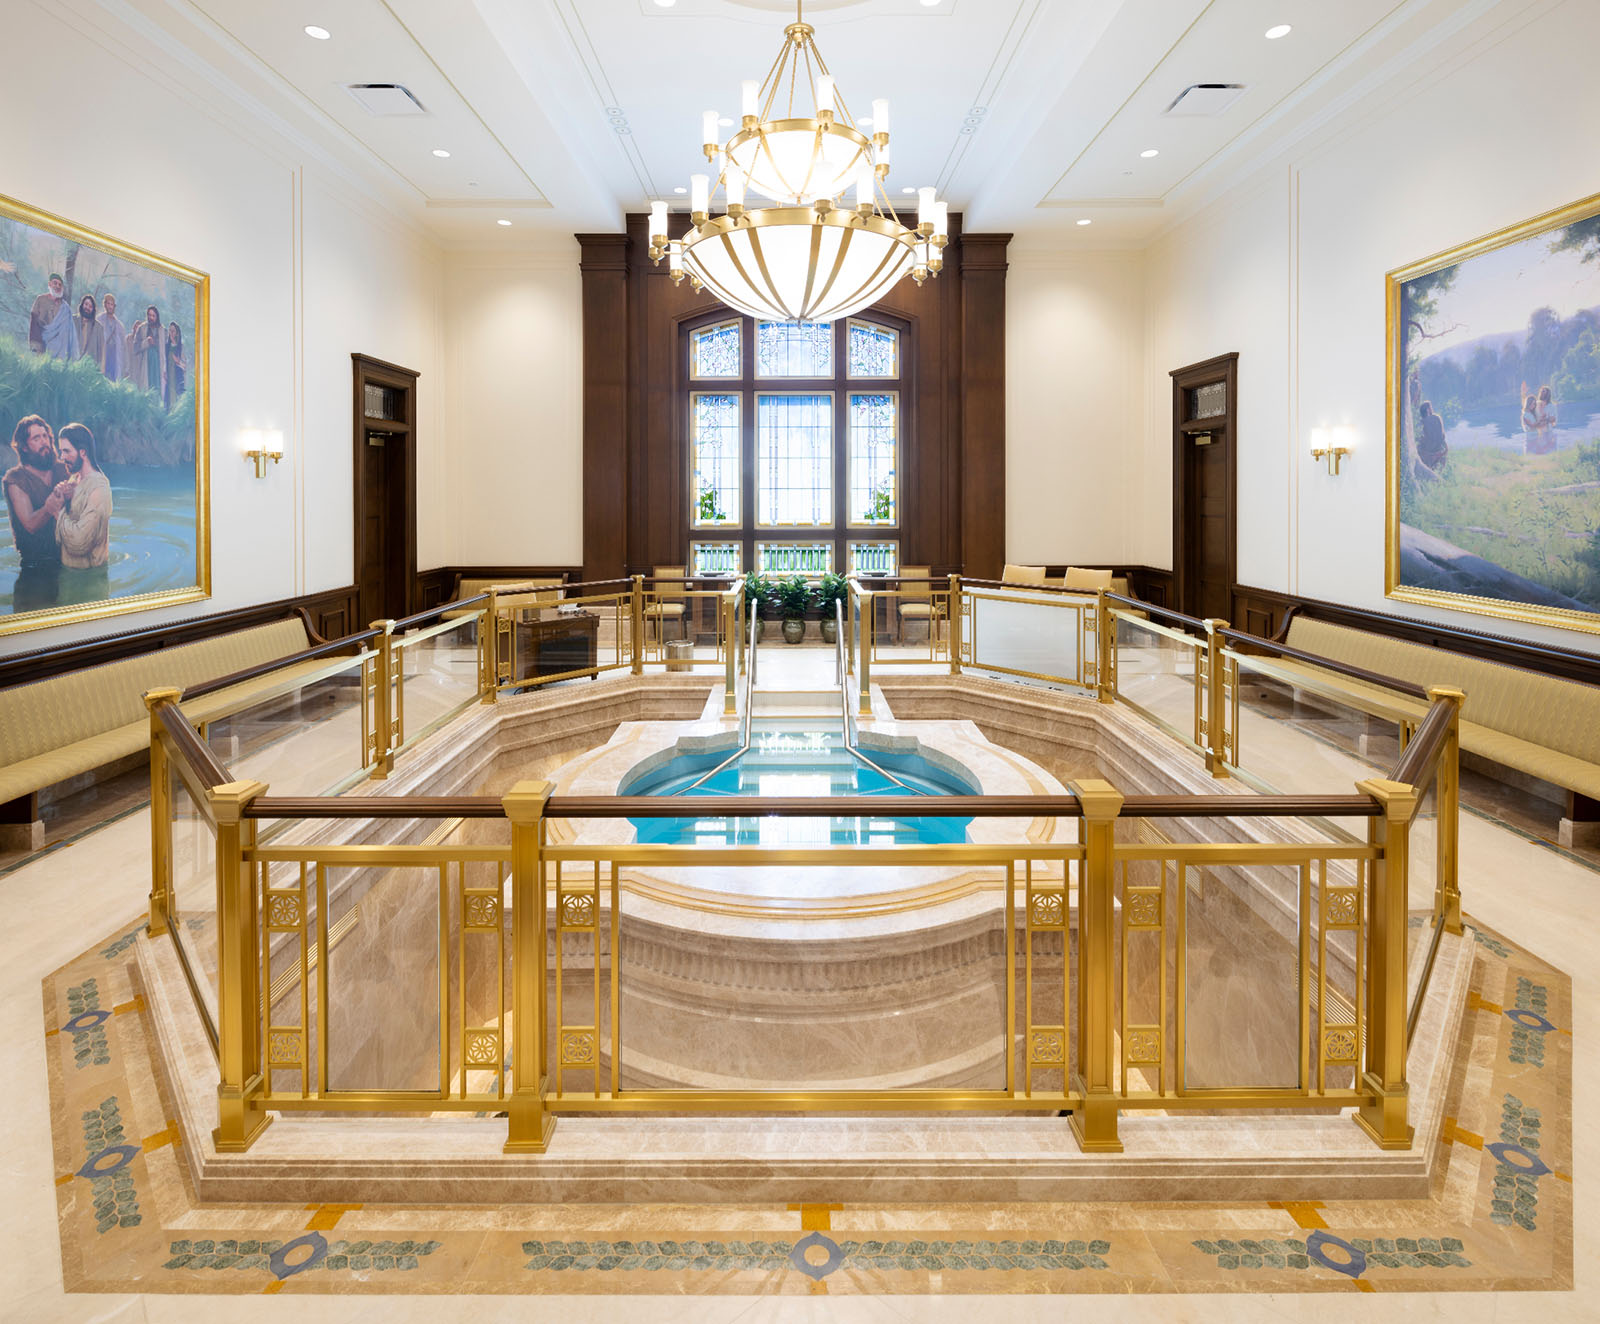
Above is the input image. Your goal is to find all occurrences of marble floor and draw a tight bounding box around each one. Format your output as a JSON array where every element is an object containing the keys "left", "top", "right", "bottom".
[{"left": 2, "top": 648, "right": 1592, "bottom": 1321}]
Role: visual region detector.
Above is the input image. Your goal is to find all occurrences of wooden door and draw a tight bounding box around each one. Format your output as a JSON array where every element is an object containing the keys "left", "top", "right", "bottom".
[
  {"left": 352, "top": 355, "right": 418, "bottom": 626},
  {"left": 1171, "top": 354, "right": 1237, "bottom": 621}
]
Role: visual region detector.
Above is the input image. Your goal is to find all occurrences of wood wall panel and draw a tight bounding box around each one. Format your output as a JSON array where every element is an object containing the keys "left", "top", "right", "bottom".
[
  {"left": 1231, "top": 582, "right": 1600, "bottom": 685},
  {"left": 959, "top": 235, "right": 1011, "bottom": 581},
  {"left": 0, "top": 583, "right": 360, "bottom": 690},
  {"left": 578, "top": 235, "right": 630, "bottom": 582},
  {"left": 581, "top": 216, "right": 1010, "bottom": 579}
]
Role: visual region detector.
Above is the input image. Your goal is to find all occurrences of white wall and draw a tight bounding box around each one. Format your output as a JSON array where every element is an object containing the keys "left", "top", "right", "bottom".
[
  {"left": 0, "top": 0, "right": 442, "bottom": 656},
  {"left": 441, "top": 248, "right": 584, "bottom": 567},
  {"left": 1140, "top": 0, "right": 1600, "bottom": 651},
  {"left": 1006, "top": 248, "right": 1145, "bottom": 567}
]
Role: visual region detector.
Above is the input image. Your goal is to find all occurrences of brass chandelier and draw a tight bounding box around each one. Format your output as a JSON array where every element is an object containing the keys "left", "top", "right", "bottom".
[{"left": 648, "top": 0, "right": 948, "bottom": 323}]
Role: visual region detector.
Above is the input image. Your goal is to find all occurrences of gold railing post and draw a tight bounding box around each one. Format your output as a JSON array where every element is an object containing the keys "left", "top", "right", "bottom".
[
  {"left": 723, "top": 593, "right": 738, "bottom": 716},
  {"left": 857, "top": 588, "right": 873, "bottom": 716},
  {"left": 948, "top": 574, "right": 962, "bottom": 676},
  {"left": 1069, "top": 778, "right": 1124, "bottom": 1153},
  {"left": 1428, "top": 686, "right": 1465, "bottom": 935},
  {"left": 1095, "top": 590, "right": 1114, "bottom": 704},
  {"left": 846, "top": 577, "right": 856, "bottom": 676},
  {"left": 209, "top": 778, "right": 270, "bottom": 1152},
  {"left": 370, "top": 619, "right": 396, "bottom": 779},
  {"left": 737, "top": 581, "right": 747, "bottom": 676},
  {"left": 504, "top": 779, "right": 556, "bottom": 1153},
  {"left": 143, "top": 687, "right": 183, "bottom": 936},
  {"left": 479, "top": 590, "right": 499, "bottom": 704},
  {"left": 1204, "top": 618, "right": 1229, "bottom": 778},
  {"left": 631, "top": 575, "right": 645, "bottom": 675},
  {"left": 1354, "top": 776, "right": 1419, "bottom": 1150}
]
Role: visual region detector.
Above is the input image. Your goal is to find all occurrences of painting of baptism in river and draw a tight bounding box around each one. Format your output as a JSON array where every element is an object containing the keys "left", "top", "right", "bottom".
[
  {"left": 0, "top": 195, "right": 207, "bottom": 634},
  {"left": 1391, "top": 196, "right": 1600, "bottom": 630}
]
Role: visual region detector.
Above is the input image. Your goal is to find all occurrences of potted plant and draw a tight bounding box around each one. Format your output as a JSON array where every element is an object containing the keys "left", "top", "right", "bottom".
[
  {"left": 743, "top": 572, "right": 772, "bottom": 642},
  {"left": 774, "top": 574, "right": 814, "bottom": 644},
  {"left": 815, "top": 571, "right": 847, "bottom": 644}
]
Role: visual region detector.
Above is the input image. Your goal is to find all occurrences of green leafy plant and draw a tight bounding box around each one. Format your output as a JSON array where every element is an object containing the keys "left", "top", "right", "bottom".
[
  {"left": 742, "top": 572, "right": 773, "bottom": 614},
  {"left": 696, "top": 482, "right": 727, "bottom": 523},
  {"left": 773, "top": 574, "right": 814, "bottom": 620},
  {"left": 814, "top": 571, "right": 848, "bottom": 615}
]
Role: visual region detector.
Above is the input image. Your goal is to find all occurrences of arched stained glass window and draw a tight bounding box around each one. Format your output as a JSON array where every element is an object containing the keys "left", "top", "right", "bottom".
[
  {"left": 690, "top": 320, "right": 741, "bottom": 378},
  {"left": 685, "top": 314, "right": 906, "bottom": 578}
]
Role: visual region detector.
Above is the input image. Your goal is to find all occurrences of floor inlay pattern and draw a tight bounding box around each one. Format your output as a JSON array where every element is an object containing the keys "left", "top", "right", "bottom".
[{"left": 45, "top": 915, "right": 1571, "bottom": 1296}]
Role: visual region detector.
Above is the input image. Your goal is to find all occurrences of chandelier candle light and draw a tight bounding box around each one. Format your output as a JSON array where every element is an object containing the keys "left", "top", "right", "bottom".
[{"left": 648, "top": 0, "right": 948, "bottom": 322}]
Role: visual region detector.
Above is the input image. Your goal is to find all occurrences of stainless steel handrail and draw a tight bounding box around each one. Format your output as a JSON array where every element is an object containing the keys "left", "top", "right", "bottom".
[
  {"left": 674, "top": 596, "right": 759, "bottom": 795},
  {"left": 835, "top": 600, "right": 927, "bottom": 796}
]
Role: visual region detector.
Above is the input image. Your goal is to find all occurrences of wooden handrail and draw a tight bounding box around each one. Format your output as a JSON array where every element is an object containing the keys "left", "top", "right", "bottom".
[
  {"left": 180, "top": 629, "right": 379, "bottom": 702},
  {"left": 1105, "top": 591, "right": 1208, "bottom": 632},
  {"left": 393, "top": 595, "right": 488, "bottom": 631},
  {"left": 243, "top": 791, "right": 1381, "bottom": 821},
  {"left": 1391, "top": 698, "right": 1457, "bottom": 788},
  {"left": 1217, "top": 627, "right": 1431, "bottom": 701},
  {"left": 156, "top": 703, "right": 232, "bottom": 790}
]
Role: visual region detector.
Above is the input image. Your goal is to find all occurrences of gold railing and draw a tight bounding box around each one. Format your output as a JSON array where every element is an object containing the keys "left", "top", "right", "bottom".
[{"left": 142, "top": 574, "right": 1463, "bottom": 1159}]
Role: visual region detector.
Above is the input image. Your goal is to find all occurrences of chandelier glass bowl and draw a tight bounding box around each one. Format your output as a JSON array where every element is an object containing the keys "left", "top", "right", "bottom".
[{"left": 649, "top": 2, "right": 947, "bottom": 323}]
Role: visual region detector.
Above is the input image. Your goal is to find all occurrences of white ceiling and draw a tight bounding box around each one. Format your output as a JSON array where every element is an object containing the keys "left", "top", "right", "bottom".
[{"left": 163, "top": 0, "right": 1485, "bottom": 246}]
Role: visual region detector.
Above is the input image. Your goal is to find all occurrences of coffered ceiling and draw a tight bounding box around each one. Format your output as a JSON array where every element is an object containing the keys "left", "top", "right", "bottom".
[{"left": 142, "top": 0, "right": 1492, "bottom": 245}]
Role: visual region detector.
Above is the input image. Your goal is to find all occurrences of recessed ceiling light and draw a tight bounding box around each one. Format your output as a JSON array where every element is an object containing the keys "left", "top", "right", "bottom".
[
  {"left": 303, "top": 24, "right": 331, "bottom": 40},
  {"left": 901, "top": 186, "right": 915, "bottom": 194},
  {"left": 1140, "top": 148, "right": 1159, "bottom": 158},
  {"left": 496, "top": 218, "right": 512, "bottom": 226},
  {"left": 653, "top": 0, "right": 676, "bottom": 7},
  {"left": 432, "top": 148, "right": 451, "bottom": 158},
  {"left": 1265, "top": 23, "right": 1292, "bottom": 39},
  {"left": 718, "top": 116, "right": 734, "bottom": 126},
  {"left": 1076, "top": 218, "right": 1092, "bottom": 226},
  {"left": 920, "top": 0, "right": 940, "bottom": 6},
  {"left": 674, "top": 186, "right": 687, "bottom": 194}
]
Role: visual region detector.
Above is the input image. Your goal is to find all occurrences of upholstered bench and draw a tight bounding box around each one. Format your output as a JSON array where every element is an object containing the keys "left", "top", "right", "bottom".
[
  {"left": 0, "top": 615, "right": 335, "bottom": 849},
  {"left": 442, "top": 575, "right": 565, "bottom": 630},
  {"left": 1266, "top": 614, "right": 1600, "bottom": 847}
]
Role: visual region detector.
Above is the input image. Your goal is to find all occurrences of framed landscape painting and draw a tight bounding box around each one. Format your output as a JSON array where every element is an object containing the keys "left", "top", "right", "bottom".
[
  {"left": 1387, "top": 191, "right": 1600, "bottom": 635},
  {"left": 0, "top": 193, "right": 208, "bottom": 637}
]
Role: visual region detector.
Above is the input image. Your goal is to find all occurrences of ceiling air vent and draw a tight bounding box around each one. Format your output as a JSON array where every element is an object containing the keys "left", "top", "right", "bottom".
[
  {"left": 1164, "top": 83, "right": 1246, "bottom": 117},
  {"left": 343, "top": 83, "right": 428, "bottom": 116}
]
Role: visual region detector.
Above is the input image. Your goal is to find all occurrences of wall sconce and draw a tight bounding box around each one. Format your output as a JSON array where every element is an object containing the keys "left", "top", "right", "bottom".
[
  {"left": 241, "top": 428, "right": 284, "bottom": 479},
  {"left": 1309, "top": 426, "right": 1354, "bottom": 476}
]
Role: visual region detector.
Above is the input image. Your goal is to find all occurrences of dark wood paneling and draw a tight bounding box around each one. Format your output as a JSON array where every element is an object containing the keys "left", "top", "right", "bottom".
[
  {"left": 351, "top": 354, "right": 418, "bottom": 626},
  {"left": 960, "top": 234, "right": 1011, "bottom": 581},
  {"left": 1171, "top": 354, "right": 1238, "bottom": 620},
  {"left": 581, "top": 216, "right": 1009, "bottom": 581},
  {"left": 0, "top": 584, "right": 359, "bottom": 691},
  {"left": 578, "top": 235, "right": 631, "bottom": 582},
  {"left": 1231, "top": 581, "right": 1600, "bottom": 685}
]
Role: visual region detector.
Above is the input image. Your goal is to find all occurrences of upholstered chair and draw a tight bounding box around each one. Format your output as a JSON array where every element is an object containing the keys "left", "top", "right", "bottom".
[
  {"left": 646, "top": 566, "right": 689, "bottom": 642},
  {"left": 896, "top": 565, "right": 935, "bottom": 643}
]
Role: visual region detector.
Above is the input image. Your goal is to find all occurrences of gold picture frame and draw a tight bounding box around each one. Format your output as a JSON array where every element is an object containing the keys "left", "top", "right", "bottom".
[
  {"left": 0, "top": 192, "right": 209, "bottom": 637},
  {"left": 1386, "top": 190, "right": 1600, "bottom": 635}
]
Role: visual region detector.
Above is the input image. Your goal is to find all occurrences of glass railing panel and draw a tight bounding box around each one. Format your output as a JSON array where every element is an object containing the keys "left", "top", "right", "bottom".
[
  {"left": 200, "top": 651, "right": 372, "bottom": 797},
  {"left": 397, "top": 615, "right": 480, "bottom": 746},
  {"left": 1179, "top": 856, "right": 1305, "bottom": 1092},
  {"left": 168, "top": 766, "right": 218, "bottom": 1034},
  {"left": 966, "top": 590, "right": 1089, "bottom": 687},
  {"left": 1112, "top": 614, "right": 1201, "bottom": 747},
  {"left": 1226, "top": 651, "right": 1410, "bottom": 798},
  {"left": 259, "top": 817, "right": 512, "bottom": 1098},
  {"left": 1405, "top": 774, "right": 1441, "bottom": 1015}
]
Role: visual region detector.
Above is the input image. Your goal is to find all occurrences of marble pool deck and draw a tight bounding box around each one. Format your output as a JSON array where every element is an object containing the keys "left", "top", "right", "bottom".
[{"left": 4, "top": 649, "right": 1590, "bottom": 1321}]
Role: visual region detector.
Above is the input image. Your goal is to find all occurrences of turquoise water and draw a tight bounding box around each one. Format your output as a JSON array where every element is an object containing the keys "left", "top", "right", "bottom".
[{"left": 623, "top": 727, "right": 975, "bottom": 846}]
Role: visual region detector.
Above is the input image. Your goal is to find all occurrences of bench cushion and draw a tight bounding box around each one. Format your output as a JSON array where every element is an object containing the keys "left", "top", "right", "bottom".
[
  {"left": 1284, "top": 617, "right": 1600, "bottom": 764},
  {"left": 0, "top": 617, "right": 312, "bottom": 803}
]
